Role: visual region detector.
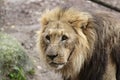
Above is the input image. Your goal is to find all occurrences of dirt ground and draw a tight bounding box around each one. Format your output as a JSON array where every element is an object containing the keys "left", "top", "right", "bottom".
[{"left": 0, "top": 0, "right": 120, "bottom": 80}]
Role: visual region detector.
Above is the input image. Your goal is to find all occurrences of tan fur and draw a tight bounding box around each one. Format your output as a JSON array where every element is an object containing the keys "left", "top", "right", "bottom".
[
  {"left": 103, "top": 55, "right": 116, "bottom": 80},
  {"left": 38, "top": 7, "right": 120, "bottom": 80}
]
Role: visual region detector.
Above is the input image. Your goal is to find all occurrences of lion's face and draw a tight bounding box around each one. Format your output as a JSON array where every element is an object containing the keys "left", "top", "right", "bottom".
[
  {"left": 39, "top": 7, "right": 93, "bottom": 70},
  {"left": 40, "top": 21, "right": 77, "bottom": 69}
]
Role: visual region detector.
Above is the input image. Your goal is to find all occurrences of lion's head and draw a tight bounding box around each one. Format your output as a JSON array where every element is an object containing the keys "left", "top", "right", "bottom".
[{"left": 38, "top": 7, "right": 96, "bottom": 75}]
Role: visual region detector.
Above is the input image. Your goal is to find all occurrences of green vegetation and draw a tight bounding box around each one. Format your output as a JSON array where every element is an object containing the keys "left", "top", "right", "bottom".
[
  {"left": 0, "top": 32, "right": 35, "bottom": 80},
  {"left": 8, "top": 67, "right": 26, "bottom": 80}
]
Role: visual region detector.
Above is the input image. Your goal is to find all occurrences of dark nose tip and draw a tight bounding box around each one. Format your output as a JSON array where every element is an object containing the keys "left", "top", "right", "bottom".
[{"left": 47, "top": 54, "right": 58, "bottom": 60}]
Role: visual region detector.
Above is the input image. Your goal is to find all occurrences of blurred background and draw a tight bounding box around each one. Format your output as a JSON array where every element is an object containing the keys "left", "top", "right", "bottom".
[{"left": 0, "top": 0, "right": 120, "bottom": 80}]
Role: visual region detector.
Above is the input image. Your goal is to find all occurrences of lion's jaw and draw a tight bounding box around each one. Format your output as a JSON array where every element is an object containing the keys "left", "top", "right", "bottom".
[{"left": 45, "top": 44, "right": 71, "bottom": 70}]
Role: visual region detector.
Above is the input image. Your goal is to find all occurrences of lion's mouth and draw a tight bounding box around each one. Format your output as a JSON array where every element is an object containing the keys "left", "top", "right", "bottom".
[
  {"left": 50, "top": 62, "right": 65, "bottom": 65},
  {"left": 49, "top": 62, "right": 65, "bottom": 69}
]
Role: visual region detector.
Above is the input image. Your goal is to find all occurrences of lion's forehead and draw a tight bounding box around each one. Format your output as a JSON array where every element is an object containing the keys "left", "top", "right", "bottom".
[
  {"left": 48, "top": 21, "right": 69, "bottom": 29},
  {"left": 45, "top": 22, "right": 75, "bottom": 34},
  {"left": 44, "top": 29, "right": 68, "bottom": 38}
]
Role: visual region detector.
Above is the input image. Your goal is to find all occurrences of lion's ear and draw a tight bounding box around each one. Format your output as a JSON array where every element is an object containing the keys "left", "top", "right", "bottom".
[{"left": 70, "top": 12, "right": 92, "bottom": 29}]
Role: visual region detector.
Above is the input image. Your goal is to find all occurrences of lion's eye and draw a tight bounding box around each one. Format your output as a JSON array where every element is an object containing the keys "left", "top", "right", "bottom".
[
  {"left": 45, "top": 35, "right": 50, "bottom": 41},
  {"left": 61, "top": 35, "right": 68, "bottom": 41}
]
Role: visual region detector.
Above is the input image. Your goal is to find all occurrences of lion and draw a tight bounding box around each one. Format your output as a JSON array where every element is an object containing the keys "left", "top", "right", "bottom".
[{"left": 38, "top": 7, "right": 120, "bottom": 80}]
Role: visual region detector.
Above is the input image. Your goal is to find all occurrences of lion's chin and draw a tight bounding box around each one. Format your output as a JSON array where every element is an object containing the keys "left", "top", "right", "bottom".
[{"left": 49, "top": 62, "right": 65, "bottom": 70}]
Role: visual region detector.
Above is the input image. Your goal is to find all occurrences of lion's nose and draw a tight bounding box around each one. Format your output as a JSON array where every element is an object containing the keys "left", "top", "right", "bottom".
[{"left": 47, "top": 54, "right": 58, "bottom": 60}]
